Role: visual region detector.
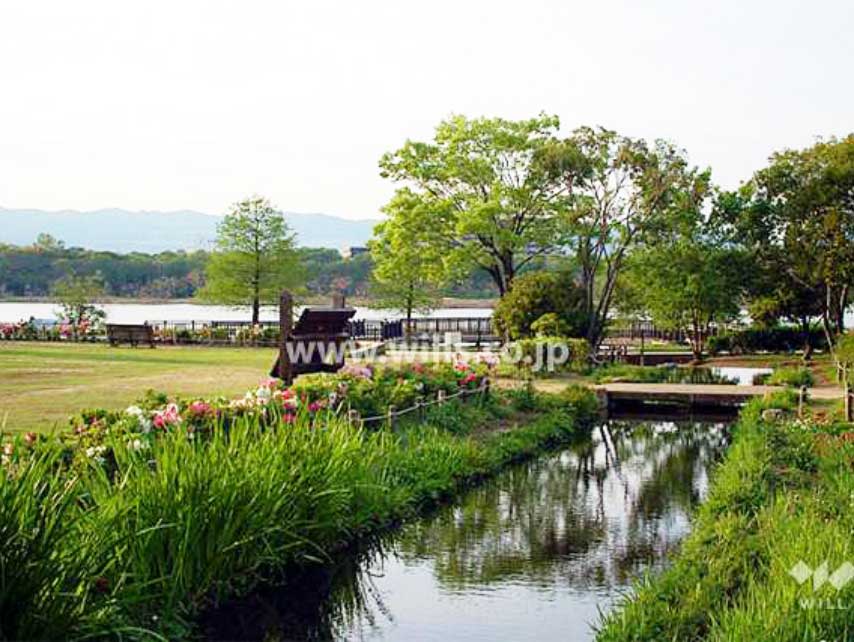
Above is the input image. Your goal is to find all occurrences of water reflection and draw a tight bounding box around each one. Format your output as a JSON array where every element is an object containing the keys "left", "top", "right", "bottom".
[{"left": 201, "top": 417, "right": 729, "bottom": 642}]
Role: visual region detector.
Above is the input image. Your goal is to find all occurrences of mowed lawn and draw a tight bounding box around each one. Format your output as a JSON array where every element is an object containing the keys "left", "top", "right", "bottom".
[{"left": 0, "top": 342, "right": 278, "bottom": 433}]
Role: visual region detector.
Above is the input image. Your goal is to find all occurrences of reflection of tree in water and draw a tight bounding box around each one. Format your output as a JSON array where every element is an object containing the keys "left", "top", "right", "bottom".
[
  {"left": 200, "top": 419, "right": 729, "bottom": 641},
  {"left": 395, "top": 419, "right": 729, "bottom": 590},
  {"left": 199, "top": 533, "right": 403, "bottom": 641}
]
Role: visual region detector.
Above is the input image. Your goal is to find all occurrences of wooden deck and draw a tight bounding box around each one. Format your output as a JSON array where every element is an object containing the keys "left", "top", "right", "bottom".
[{"left": 595, "top": 383, "right": 842, "bottom": 407}]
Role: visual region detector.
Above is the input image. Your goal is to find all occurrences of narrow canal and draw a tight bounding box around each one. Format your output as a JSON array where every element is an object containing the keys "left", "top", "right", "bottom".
[{"left": 202, "top": 412, "right": 733, "bottom": 641}]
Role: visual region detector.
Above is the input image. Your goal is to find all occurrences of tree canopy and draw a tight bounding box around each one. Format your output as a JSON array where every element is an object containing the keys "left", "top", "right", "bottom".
[
  {"left": 368, "top": 190, "right": 446, "bottom": 324},
  {"left": 715, "top": 135, "right": 854, "bottom": 351},
  {"left": 554, "top": 127, "right": 709, "bottom": 349},
  {"left": 379, "top": 114, "right": 585, "bottom": 295},
  {"left": 197, "top": 197, "right": 304, "bottom": 323}
]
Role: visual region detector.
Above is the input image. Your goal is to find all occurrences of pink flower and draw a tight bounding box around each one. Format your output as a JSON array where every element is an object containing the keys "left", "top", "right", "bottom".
[
  {"left": 188, "top": 401, "right": 212, "bottom": 417},
  {"left": 164, "top": 403, "right": 180, "bottom": 423},
  {"left": 283, "top": 413, "right": 296, "bottom": 424},
  {"left": 453, "top": 361, "right": 471, "bottom": 373},
  {"left": 308, "top": 400, "right": 325, "bottom": 413},
  {"left": 341, "top": 364, "right": 373, "bottom": 379},
  {"left": 260, "top": 377, "right": 281, "bottom": 390},
  {"left": 153, "top": 403, "right": 181, "bottom": 429},
  {"left": 460, "top": 372, "right": 478, "bottom": 386}
]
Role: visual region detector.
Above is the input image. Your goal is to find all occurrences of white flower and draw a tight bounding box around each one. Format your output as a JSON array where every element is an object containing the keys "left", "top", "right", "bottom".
[
  {"left": 255, "top": 386, "right": 272, "bottom": 401},
  {"left": 126, "top": 405, "right": 153, "bottom": 433},
  {"left": 127, "top": 438, "right": 148, "bottom": 452},
  {"left": 125, "top": 405, "right": 144, "bottom": 417},
  {"left": 85, "top": 445, "right": 107, "bottom": 459}
]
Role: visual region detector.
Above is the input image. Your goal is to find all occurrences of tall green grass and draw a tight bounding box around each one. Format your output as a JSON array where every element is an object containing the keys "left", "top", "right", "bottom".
[
  {"left": 597, "top": 392, "right": 854, "bottom": 642},
  {"left": 0, "top": 443, "right": 130, "bottom": 640},
  {"left": 1, "top": 388, "right": 596, "bottom": 640}
]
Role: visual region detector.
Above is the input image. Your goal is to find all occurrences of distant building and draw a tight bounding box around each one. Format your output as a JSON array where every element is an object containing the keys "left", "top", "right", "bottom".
[{"left": 341, "top": 246, "right": 369, "bottom": 259}]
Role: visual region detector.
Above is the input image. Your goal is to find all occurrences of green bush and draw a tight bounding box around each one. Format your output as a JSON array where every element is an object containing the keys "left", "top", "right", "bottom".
[
  {"left": 707, "top": 326, "right": 827, "bottom": 355},
  {"left": 592, "top": 364, "right": 675, "bottom": 383},
  {"left": 530, "top": 312, "right": 570, "bottom": 337},
  {"left": 492, "top": 271, "right": 586, "bottom": 340},
  {"left": 510, "top": 336, "right": 590, "bottom": 375},
  {"left": 767, "top": 366, "right": 814, "bottom": 388}
]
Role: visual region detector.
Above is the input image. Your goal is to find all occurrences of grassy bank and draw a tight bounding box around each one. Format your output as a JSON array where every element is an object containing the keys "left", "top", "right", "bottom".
[
  {"left": 0, "top": 342, "right": 277, "bottom": 432},
  {"left": 597, "top": 392, "right": 854, "bottom": 641},
  {"left": 0, "top": 370, "right": 596, "bottom": 640}
]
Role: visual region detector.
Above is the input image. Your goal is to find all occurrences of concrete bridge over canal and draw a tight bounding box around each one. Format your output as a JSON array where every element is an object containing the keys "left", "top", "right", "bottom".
[{"left": 594, "top": 383, "right": 842, "bottom": 408}]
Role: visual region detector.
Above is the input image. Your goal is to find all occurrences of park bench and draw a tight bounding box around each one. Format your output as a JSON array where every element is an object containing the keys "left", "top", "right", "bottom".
[{"left": 106, "top": 323, "right": 155, "bottom": 348}]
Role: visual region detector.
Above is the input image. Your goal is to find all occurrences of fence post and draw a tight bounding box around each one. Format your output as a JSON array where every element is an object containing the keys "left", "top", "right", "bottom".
[
  {"left": 417, "top": 396, "right": 424, "bottom": 420},
  {"left": 483, "top": 377, "right": 490, "bottom": 399},
  {"left": 348, "top": 409, "right": 360, "bottom": 428},
  {"left": 387, "top": 405, "right": 396, "bottom": 429},
  {"left": 846, "top": 382, "right": 853, "bottom": 423},
  {"left": 437, "top": 390, "right": 446, "bottom": 405},
  {"left": 798, "top": 385, "right": 807, "bottom": 418}
]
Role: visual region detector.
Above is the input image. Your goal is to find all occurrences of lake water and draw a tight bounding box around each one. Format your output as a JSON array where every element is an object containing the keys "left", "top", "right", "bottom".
[
  {"left": 199, "top": 414, "right": 731, "bottom": 641},
  {"left": 712, "top": 366, "right": 772, "bottom": 385},
  {"left": 0, "top": 302, "right": 493, "bottom": 324}
]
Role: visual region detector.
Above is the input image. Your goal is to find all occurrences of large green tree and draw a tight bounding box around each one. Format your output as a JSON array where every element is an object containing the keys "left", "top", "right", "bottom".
[
  {"left": 625, "top": 240, "right": 747, "bottom": 361},
  {"left": 715, "top": 135, "right": 854, "bottom": 355},
  {"left": 379, "top": 114, "right": 585, "bottom": 296},
  {"left": 368, "top": 190, "right": 446, "bottom": 328},
  {"left": 549, "top": 127, "right": 706, "bottom": 349},
  {"left": 198, "top": 197, "right": 303, "bottom": 323}
]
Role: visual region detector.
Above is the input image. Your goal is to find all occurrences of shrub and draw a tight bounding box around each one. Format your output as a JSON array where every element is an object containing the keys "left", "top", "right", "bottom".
[
  {"left": 530, "top": 312, "right": 570, "bottom": 338},
  {"left": 707, "top": 325, "right": 827, "bottom": 355},
  {"left": 555, "top": 385, "right": 600, "bottom": 425},
  {"left": 492, "top": 271, "right": 586, "bottom": 340},
  {"left": 509, "top": 336, "right": 590, "bottom": 375},
  {"left": 767, "top": 366, "right": 814, "bottom": 388}
]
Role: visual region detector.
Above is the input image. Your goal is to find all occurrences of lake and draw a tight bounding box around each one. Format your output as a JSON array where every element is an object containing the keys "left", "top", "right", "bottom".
[{"left": 0, "top": 302, "right": 494, "bottom": 324}]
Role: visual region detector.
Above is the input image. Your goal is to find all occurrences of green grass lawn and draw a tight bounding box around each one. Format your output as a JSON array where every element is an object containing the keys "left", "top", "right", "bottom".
[{"left": 0, "top": 342, "right": 277, "bottom": 433}]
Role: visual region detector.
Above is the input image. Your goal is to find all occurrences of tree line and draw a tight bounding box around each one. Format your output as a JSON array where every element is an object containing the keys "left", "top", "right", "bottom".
[
  {"left": 371, "top": 114, "right": 854, "bottom": 358},
  {"left": 0, "top": 226, "right": 495, "bottom": 311}
]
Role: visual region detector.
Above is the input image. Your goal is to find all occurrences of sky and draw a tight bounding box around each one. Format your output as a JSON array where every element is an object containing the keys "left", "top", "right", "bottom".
[{"left": 1, "top": 0, "right": 852, "bottom": 220}]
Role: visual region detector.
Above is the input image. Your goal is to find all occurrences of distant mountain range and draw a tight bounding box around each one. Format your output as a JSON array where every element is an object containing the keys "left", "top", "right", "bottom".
[{"left": 0, "top": 207, "right": 379, "bottom": 253}]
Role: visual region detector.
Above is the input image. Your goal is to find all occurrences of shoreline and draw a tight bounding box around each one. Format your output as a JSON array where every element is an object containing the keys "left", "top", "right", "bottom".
[{"left": 0, "top": 296, "right": 496, "bottom": 308}]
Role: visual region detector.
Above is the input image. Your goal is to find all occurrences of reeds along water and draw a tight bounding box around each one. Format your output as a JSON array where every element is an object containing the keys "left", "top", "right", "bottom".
[{"left": 0, "top": 392, "right": 594, "bottom": 640}]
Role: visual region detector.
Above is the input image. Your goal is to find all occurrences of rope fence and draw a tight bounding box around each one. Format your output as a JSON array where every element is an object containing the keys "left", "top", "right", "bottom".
[{"left": 347, "top": 378, "right": 491, "bottom": 428}]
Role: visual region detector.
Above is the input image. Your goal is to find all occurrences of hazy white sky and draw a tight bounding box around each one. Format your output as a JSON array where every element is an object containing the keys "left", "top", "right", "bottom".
[{"left": 1, "top": 0, "right": 851, "bottom": 220}]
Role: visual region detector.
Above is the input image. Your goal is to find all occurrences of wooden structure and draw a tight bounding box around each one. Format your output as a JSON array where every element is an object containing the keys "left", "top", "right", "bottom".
[
  {"left": 270, "top": 291, "right": 356, "bottom": 384},
  {"left": 596, "top": 383, "right": 778, "bottom": 409},
  {"left": 106, "top": 323, "right": 155, "bottom": 348}
]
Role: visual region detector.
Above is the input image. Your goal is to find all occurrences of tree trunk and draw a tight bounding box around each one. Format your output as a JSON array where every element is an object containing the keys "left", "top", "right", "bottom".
[
  {"left": 691, "top": 317, "right": 705, "bottom": 363},
  {"left": 406, "top": 283, "right": 414, "bottom": 336},
  {"left": 252, "top": 297, "right": 260, "bottom": 325},
  {"left": 801, "top": 316, "right": 813, "bottom": 362}
]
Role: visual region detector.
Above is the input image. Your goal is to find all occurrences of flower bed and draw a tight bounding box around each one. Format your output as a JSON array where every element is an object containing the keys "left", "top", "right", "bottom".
[
  {"left": 0, "top": 361, "right": 595, "bottom": 640},
  {"left": 2, "top": 360, "right": 493, "bottom": 469}
]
